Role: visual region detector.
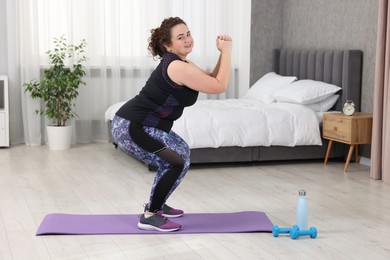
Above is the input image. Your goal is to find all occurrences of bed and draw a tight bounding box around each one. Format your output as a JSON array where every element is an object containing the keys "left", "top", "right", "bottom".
[{"left": 105, "top": 48, "right": 363, "bottom": 164}]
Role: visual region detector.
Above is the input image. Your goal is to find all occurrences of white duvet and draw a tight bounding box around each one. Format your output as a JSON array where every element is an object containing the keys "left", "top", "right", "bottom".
[{"left": 105, "top": 99, "right": 322, "bottom": 149}]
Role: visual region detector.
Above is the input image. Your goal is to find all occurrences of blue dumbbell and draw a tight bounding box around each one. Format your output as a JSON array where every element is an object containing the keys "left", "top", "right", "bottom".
[
  {"left": 272, "top": 225, "right": 299, "bottom": 237},
  {"left": 290, "top": 227, "right": 317, "bottom": 239}
]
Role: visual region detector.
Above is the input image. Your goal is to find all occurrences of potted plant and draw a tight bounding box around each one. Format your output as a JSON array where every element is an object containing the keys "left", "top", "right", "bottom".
[{"left": 23, "top": 35, "right": 87, "bottom": 150}]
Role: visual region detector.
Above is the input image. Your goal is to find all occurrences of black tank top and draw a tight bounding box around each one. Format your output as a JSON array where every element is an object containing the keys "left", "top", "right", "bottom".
[{"left": 116, "top": 52, "right": 199, "bottom": 132}]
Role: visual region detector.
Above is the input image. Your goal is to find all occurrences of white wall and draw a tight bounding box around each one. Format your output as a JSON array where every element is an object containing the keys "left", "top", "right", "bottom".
[{"left": 0, "top": 0, "right": 7, "bottom": 75}]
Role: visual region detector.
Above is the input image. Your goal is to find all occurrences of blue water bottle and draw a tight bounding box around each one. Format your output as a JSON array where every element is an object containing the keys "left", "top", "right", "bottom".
[{"left": 296, "top": 190, "right": 308, "bottom": 230}]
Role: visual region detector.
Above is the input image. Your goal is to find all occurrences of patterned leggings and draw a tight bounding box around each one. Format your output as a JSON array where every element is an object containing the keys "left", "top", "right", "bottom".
[{"left": 111, "top": 115, "right": 190, "bottom": 212}]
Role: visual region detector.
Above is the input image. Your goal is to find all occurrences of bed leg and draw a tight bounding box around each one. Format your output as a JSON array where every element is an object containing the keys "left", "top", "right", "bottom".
[{"left": 113, "top": 142, "right": 118, "bottom": 149}]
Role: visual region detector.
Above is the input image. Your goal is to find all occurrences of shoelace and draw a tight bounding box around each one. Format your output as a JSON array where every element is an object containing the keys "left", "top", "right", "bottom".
[
  {"left": 154, "top": 210, "right": 169, "bottom": 222},
  {"left": 139, "top": 210, "right": 168, "bottom": 222}
]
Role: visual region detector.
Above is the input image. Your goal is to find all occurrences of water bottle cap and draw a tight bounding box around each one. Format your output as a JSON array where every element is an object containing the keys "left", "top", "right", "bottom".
[{"left": 299, "top": 190, "right": 306, "bottom": 196}]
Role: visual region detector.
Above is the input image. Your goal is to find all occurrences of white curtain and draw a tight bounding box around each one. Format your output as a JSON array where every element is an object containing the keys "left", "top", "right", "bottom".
[{"left": 6, "top": 0, "right": 251, "bottom": 145}]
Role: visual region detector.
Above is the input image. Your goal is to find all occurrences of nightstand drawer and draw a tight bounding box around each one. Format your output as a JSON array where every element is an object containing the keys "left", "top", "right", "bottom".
[{"left": 323, "top": 116, "right": 351, "bottom": 142}]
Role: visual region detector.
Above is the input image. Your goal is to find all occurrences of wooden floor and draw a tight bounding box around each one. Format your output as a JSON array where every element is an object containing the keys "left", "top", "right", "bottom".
[{"left": 0, "top": 143, "right": 389, "bottom": 260}]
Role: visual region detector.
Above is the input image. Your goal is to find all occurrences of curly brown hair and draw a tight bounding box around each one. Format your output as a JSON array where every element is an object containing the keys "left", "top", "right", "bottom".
[{"left": 148, "top": 17, "right": 187, "bottom": 59}]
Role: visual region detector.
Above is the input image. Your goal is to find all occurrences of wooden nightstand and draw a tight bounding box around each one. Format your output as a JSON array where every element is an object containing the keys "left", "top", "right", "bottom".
[{"left": 323, "top": 112, "right": 373, "bottom": 172}]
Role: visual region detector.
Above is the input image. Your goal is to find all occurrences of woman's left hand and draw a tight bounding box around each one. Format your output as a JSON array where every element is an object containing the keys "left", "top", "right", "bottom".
[
  {"left": 216, "top": 34, "right": 232, "bottom": 52},
  {"left": 217, "top": 35, "right": 232, "bottom": 41}
]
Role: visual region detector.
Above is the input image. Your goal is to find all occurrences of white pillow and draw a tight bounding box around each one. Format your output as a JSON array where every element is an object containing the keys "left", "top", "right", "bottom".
[
  {"left": 274, "top": 79, "right": 341, "bottom": 104},
  {"left": 243, "top": 72, "right": 297, "bottom": 104},
  {"left": 306, "top": 94, "right": 340, "bottom": 112}
]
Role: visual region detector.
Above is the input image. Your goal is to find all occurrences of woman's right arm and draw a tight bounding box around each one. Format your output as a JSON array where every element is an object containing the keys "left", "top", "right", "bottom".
[{"left": 167, "top": 36, "right": 232, "bottom": 94}]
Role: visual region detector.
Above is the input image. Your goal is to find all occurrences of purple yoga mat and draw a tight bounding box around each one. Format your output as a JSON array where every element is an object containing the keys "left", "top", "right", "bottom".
[{"left": 36, "top": 211, "right": 273, "bottom": 235}]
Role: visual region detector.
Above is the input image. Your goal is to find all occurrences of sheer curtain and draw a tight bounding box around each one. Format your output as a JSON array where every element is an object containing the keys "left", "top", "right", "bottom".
[{"left": 6, "top": 0, "right": 251, "bottom": 145}]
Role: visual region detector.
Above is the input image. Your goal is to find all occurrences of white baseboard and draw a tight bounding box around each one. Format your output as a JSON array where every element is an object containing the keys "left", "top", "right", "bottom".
[{"left": 360, "top": 157, "right": 371, "bottom": 166}]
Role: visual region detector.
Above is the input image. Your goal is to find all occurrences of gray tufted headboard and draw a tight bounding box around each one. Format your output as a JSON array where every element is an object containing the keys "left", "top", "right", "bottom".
[{"left": 273, "top": 49, "right": 363, "bottom": 111}]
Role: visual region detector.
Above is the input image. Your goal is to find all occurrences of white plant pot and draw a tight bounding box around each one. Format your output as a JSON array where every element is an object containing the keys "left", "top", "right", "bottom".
[{"left": 46, "top": 125, "right": 73, "bottom": 150}]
